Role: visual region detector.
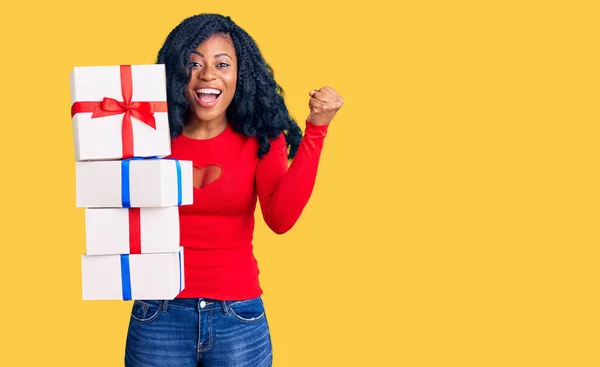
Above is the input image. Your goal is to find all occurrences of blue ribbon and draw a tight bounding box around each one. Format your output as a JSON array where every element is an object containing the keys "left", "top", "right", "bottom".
[
  {"left": 175, "top": 160, "right": 182, "bottom": 206},
  {"left": 121, "top": 160, "right": 132, "bottom": 208},
  {"left": 120, "top": 254, "right": 132, "bottom": 300},
  {"left": 178, "top": 249, "right": 183, "bottom": 293},
  {"left": 165, "top": 158, "right": 182, "bottom": 206},
  {"left": 120, "top": 251, "right": 182, "bottom": 300},
  {"left": 121, "top": 157, "right": 142, "bottom": 208},
  {"left": 121, "top": 157, "right": 182, "bottom": 207}
]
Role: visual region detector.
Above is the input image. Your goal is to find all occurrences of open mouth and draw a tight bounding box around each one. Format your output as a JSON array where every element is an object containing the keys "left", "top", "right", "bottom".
[{"left": 195, "top": 88, "right": 222, "bottom": 107}]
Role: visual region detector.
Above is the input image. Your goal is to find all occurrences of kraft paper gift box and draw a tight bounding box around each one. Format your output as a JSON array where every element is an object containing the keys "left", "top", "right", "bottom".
[
  {"left": 85, "top": 207, "right": 180, "bottom": 255},
  {"left": 70, "top": 64, "right": 171, "bottom": 161},
  {"left": 75, "top": 158, "right": 193, "bottom": 208},
  {"left": 82, "top": 246, "right": 185, "bottom": 300}
]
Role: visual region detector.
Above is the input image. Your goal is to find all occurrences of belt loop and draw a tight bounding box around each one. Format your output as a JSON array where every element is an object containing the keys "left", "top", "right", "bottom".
[
  {"left": 162, "top": 300, "right": 169, "bottom": 312},
  {"left": 222, "top": 301, "right": 229, "bottom": 315}
]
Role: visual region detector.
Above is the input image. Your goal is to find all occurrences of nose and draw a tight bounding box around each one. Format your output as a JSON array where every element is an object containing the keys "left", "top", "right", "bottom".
[{"left": 199, "top": 67, "right": 217, "bottom": 81}]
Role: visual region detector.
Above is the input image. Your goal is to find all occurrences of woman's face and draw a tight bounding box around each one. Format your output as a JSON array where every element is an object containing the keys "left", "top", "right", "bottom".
[{"left": 185, "top": 33, "right": 237, "bottom": 126}]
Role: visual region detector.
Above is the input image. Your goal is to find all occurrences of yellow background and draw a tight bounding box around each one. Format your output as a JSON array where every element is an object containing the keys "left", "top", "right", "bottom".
[{"left": 1, "top": 0, "right": 599, "bottom": 365}]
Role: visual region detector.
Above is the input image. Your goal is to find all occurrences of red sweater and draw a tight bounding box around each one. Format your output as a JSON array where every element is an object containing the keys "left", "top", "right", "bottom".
[{"left": 167, "top": 121, "right": 328, "bottom": 300}]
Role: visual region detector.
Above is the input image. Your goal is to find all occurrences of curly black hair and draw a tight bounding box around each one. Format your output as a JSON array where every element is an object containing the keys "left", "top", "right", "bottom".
[{"left": 156, "top": 13, "right": 302, "bottom": 159}]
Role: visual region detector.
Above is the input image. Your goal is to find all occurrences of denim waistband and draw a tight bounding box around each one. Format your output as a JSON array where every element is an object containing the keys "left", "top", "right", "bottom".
[{"left": 149, "top": 297, "right": 255, "bottom": 312}]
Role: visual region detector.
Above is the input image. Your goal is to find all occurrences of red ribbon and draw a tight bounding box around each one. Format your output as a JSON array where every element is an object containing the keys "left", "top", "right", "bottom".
[
  {"left": 71, "top": 65, "right": 168, "bottom": 159},
  {"left": 128, "top": 208, "right": 141, "bottom": 254}
]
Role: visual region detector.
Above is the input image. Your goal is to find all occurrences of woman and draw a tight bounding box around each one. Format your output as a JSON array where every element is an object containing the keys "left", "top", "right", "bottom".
[{"left": 124, "top": 13, "right": 343, "bottom": 366}]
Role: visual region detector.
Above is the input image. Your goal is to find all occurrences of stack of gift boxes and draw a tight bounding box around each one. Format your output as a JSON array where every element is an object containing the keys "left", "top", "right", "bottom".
[{"left": 70, "top": 64, "right": 193, "bottom": 301}]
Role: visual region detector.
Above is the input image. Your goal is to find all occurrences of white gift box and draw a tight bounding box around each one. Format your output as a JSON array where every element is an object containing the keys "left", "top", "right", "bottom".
[
  {"left": 82, "top": 246, "right": 185, "bottom": 300},
  {"left": 70, "top": 64, "right": 171, "bottom": 161},
  {"left": 85, "top": 207, "right": 180, "bottom": 255},
  {"left": 75, "top": 159, "right": 193, "bottom": 208}
]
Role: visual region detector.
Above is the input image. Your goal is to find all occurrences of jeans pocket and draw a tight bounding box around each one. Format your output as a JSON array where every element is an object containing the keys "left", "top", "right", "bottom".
[
  {"left": 130, "top": 300, "right": 162, "bottom": 323},
  {"left": 227, "top": 297, "right": 266, "bottom": 323}
]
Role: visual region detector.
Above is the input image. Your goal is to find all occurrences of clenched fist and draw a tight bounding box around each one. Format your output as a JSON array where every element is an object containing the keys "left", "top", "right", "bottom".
[{"left": 307, "top": 86, "right": 344, "bottom": 126}]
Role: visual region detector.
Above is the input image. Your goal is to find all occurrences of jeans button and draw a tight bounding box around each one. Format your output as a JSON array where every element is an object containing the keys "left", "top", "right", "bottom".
[{"left": 200, "top": 301, "right": 206, "bottom": 308}]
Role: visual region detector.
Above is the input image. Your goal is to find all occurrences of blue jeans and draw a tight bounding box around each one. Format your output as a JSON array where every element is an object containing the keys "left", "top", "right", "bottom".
[{"left": 124, "top": 297, "right": 272, "bottom": 366}]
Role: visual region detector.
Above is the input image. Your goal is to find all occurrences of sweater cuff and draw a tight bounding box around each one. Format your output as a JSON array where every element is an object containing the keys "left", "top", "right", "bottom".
[{"left": 305, "top": 120, "right": 329, "bottom": 138}]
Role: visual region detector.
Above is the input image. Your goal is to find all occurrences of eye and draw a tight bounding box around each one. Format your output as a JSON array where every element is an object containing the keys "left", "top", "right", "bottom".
[
  {"left": 217, "top": 62, "right": 230, "bottom": 68},
  {"left": 190, "top": 61, "right": 202, "bottom": 67}
]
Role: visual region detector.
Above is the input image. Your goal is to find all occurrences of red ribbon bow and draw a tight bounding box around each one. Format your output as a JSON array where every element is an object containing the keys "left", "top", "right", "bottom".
[{"left": 71, "top": 65, "right": 168, "bottom": 159}]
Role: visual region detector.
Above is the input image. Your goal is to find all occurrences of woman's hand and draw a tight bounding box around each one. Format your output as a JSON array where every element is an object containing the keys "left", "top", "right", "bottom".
[{"left": 307, "top": 86, "right": 344, "bottom": 126}]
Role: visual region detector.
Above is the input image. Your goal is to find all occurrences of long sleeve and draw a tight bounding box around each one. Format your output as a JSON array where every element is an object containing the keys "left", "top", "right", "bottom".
[{"left": 255, "top": 120, "right": 329, "bottom": 234}]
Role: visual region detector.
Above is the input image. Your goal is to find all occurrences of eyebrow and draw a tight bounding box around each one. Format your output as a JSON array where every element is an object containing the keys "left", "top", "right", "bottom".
[{"left": 191, "top": 51, "right": 233, "bottom": 61}]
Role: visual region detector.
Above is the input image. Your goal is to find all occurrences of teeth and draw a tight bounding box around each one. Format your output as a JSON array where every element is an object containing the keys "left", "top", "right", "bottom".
[{"left": 196, "top": 88, "right": 221, "bottom": 94}]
